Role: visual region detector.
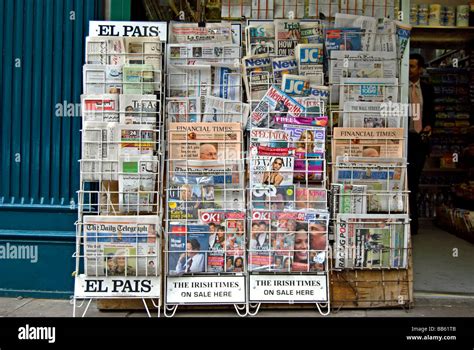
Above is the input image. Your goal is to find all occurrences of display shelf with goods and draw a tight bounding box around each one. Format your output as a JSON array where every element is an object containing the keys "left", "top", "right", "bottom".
[
  {"left": 244, "top": 18, "right": 331, "bottom": 315},
  {"left": 163, "top": 21, "right": 248, "bottom": 317},
  {"left": 73, "top": 21, "right": 168, "bottom": 318},
  {"left": 325, "top": 11, "right": 413, "bottom": 308}
]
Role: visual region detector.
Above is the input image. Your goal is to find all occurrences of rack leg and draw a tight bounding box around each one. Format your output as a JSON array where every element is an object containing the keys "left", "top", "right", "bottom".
[
  {"left": 163, "top": 304, "right": 178, "bottom": 318},
  {"left": 234, "top": 303, "right": 248, "bottom": 317},
  {"left": 247, "top": 302, "right": 261, "bottom": 316},
  {"left": 315, "top": 301, "right": 331, "bottom": 316}
]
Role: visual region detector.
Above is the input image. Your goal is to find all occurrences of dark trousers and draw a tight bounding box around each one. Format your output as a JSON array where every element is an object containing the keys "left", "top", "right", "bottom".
[{"left": 407, "top": 131, "right": 429, "bottom": 234}]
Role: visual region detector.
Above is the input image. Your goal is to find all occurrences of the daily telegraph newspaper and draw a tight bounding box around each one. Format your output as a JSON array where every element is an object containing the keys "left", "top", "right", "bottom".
[
  {"left": 275, "top": 19, "right": 301, "bottom": 56},
  {"left": 339, "top": 78, "right": 399, "bottom": 106},
  {"left": 329, "top": 51, "right": 398, "bottom": 103},
  {"left": 84, "top": 216, "right": 159, "bottom": 277},
  {"left": 119, "top": 94, "right": 157, "bottom": 126},
  {"left": 168, "top": 123, "right": 243, "bottom": 185},
  {"left": 249, "top": 210, "right": 329, "bottom": 272},
  {"left": 334, "top": 156, "right": 407, "bottom": 212},
  {"left": 250, "top": 155, "right": 295, "bottom": 187},
  {"left": 203, "top": 96, "right": 250, "bottom": 125},
  {"left": 83, "top": 64, "right": 123, "bottom": 94},
  {"left": 250, "top": 85, "right": 306, "bottom": 127},
  {"left": 118, "top": 156, "right": 158, "bottom": 214},
  {"left": 81, "top": 121, "right": 119, "bottom": 181},
  {"left": 168, "top": 184, "right": 245, "bottom": 220},
  {"left": 334, "top": 13, "right": 378, "bottom": 51},
  {"left": 342, "top": 102, "right": 403, "bottom": 128},
  {"left": 81, "top": 94, "right": 119, "bottom": 122},
  {"left": 242, "top": 54, "right": 272, "bottom": 102},
  {"left": 332, "top": 127, "right": 404, "bottom": 159},
  {"left": 272, "top": 56, "right": 298, "bottom": 84},
  {"left": 167, "top": 44, "right": 240, "bottom": 66},
  {"left": 295, "top": 44, "right": 324, "bottom": 79},
  {"left": 169, "top": 22, "right": 233, "bottom": 44},
  {"left": 168, "top": 211, "right": 245, "bottom": 274},
  {"left": 246, "top": 22, "right": 276, "bottom": 55},
  {"left": 167, "top": 97, "right": 201, "bottom": 123},
  {"left": 335, "top": 214, "right": 409, "bottom": 269}
]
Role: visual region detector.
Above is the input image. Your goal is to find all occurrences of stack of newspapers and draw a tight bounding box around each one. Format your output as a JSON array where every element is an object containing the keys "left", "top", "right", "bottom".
[
  {"left": 80, "top": 35, "right": 164, "bottom": 278},
  {"left": 165, "top": 22, "right": 247, "bottom": 275},
  {"left": 328, "top": 13, "right": 411, "bottom": 269}
]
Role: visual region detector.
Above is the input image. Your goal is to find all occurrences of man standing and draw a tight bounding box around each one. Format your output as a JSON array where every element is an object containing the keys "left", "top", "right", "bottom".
[{"left": 408, "top": 54, "right": 435, "bottom": 235}]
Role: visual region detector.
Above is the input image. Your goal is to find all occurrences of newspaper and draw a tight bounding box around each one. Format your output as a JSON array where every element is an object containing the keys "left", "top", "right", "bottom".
[
  {"left": 395, "top": 21, "right": 412, "bottom": 60},
  {"left": 334, "top": 156, "right": 407, "bottom": 212},
  {"left": 272, "top": 56, "right": 298, "bottom": 84},
  {"left": 331, "top": 183, "right": 367, "bottom": 215},
  {"left": 81, "top": 121, "right": 119, "bottom": 181},
  {"left": 167, "top": 44, "right": 240, "bottom": 66},
  {"left": 203, "top": 96, "right": 249, "bottom": 125},
  {"left": 119, "top": 125, "right": 156, "bottom": 157},
  {"left": 334, "top": 13, "right": 378, "bottom": 51},
  {"left": 250, "top": 85, "right": 306, "bottom": 127},
  {"left": 335, "top": 214, "right": 409, "bottom": 269},
  {"left": 342, "top": 102, "right": 402, "bottom": 128},
  {"left": 84, "top": 215, "right": 159, "bottom": 277},
  {"left": 330, "top": 51, "right": 398, "bottom": 103},
  {"left": 81, "top": 94, "right": 119, "bottom": 122},
  {"left": 332, "top": 127, "right": 404, "bottom": 159},
  {"left": 119, "top": 94, "right": 157, "bottom": 126},
  {"left": 167, "top": 64, "right": 212, "bottom": 107},
  {"left": 169, "top": 22, "right": 233, "bottom": 44},
  {"left": 245, "top": 22, "right": 275, "bottom": 55},
  {"left": 85, "top": 37, "right": 125, "bottom": 65},
  {"left": 168, "top": 123, "right": 243, "bottom": 185},
  {"left": 123, "top": 64, "right": 155, "bottom": 94},
  {"left": 242, "top": 54, "right": 272, "bottom": 102},
  {"left": 212, "top": 65, "right": 242, "bottom": 101},
  {"left": 83, "top": 64, "right": 123, "bottom": 94},
  {"left": 281, "top": 74, "right": 311, "bottom": 97},
  {"left": 119, "top": 156, "right": 158, "bottom": 213},
  {"left": 299, "top": 21, "right": 324, "bottom": 44},
  {"left": 295, "top": 44, "right": 324, "bottom": 80},
  {"left": 339, "top": 77, "right": 399, "bottom": 106},
  {"left": 167, "top": 97, "right": 201, "bottom": 123},
  {"left": 374, "top": 18, "right": 397, "bottom": 53},
  {"left": 325, "top": 28, "right": 363, "bottom": 56},
  {"left": 275, "top": 19, "right": 301, "bottom": 56}
]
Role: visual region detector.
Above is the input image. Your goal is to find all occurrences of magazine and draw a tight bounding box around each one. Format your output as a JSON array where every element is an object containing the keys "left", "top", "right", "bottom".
[
  {"left": 334, "top": 156, "right": 407, "bottom": 212},
  {"left": 334, "top": 13, "right": 377, "bottom": 51},
  {"left": 169, "top": 22, "right": 233, "bottom": 44},
  {"left": 202, "top": 96, "right": 249, "bottom": 125},
  {"left": 167, "top": 97, "right": 201, "bottom": 123},
  {"left": 342, "top": 102, "right": 402, "bottom": 128},
  {"left": 251, "top": 185, "right": 296, "bottom": 211},
  {"left": 83, "top": 64, "right": 123, "bottom": 94},
  {"left": 81, "top": 94, "right": 119, "bottom": 123},
  {"left": 294, "top": 186, "right": 327, "bottom": 210},
  {"left": 272, "top": 56, "right": 298, "bottom": 84},
  {"left": 242, "top": 54, "right": 272, "bottom": 102},
  {"left": 246, "top": 22, "right": 276, "bottom": 55},
  {"left": 81, "top": 121, "right": 119, "bottom": 181},
  {"left": 339, "top": 77, "right": 399, "bottom": 106},
  {"left": 332, "top": 127, "right": 404, "bottom": 159},
  {"left": 250, "top": 85, "right": 306, "bottom": 127},
  {"left": 251, "top": 155, "right": 294, "bottom": 188},
  {"left": 335, "top": 214, "right": 409, "bottom": 269},
  {"left": 119, "top": 94, "right": 157, "bottom": 126},
  {"left": 83, "top": 215, "right": 159, "bottom": 277},
  {"left": 123, "top": 64, "right": 155, "bottom": 94},
  {"left": 249, "top": 128, "right": 290, "bottom": 152},
  {"left": 118, "top": 156, "right": 158, "bottom": 214},
  {"left": 275, "top": 19, "right": 301, "bottom": 56}
]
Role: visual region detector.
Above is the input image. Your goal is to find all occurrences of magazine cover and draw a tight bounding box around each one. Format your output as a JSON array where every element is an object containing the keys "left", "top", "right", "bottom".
[
  {"left": 246, "top": 22, "right": 276, "bottom": 55},
  {"left": 81, "top": 94, "right": 119, "bottom": 123},
  {"left": 272, "top": 56, "right": 298, "bottom": 84},
  {"left": 339, "top": 77, "right": 399, "bottom": 106},
  {"left": 251, "top": 185, "right": 296, "bottom": 210},
  {"left": 168, "top": 223, "right": 209, "bottom": 274},
  {"left": 295, "top": 186, "right": 327, "bottom": 210},
  {"left": 249, "top": 128, "right": 290, "bottom": 150},
  {"left": 83, "top": 64, "right": 123, "bottom": 94},
  {"left": 119, "top": 94, "right": 157, "bottom": 125},
  {"left": 332, "top": 127, "right": 404, "bottom": 159},
  {"left": 251, "top": 155, "right": 294, "bottom": 187},
  {"left": 83, "top": 216, "right": 159, "bottom": 277},
  {"left": 123, "top": 64, "right": 155, "bottom": 94},
  {"left": 275, "top": 19, "right": 301, "bottom": 56},
  {"left": 242, "top": 54, "right": 272, "bottom": 102},
  {"left": 118, "top": 156, "right": 158, "bottom": 214},
  {"left": 167, "top": 97, "right": 201, "bottom": 123}
]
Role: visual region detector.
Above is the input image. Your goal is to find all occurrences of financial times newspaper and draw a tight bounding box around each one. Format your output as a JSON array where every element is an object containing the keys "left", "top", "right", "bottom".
[{"left": 84, "top": 215, "right": 159, "bottom": 277}]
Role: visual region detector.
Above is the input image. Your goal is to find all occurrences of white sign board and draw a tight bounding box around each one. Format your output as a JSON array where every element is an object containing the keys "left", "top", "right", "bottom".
[
  {"left": 75, "top": 275, "right": 161, "bottom": 298},
  {"left": 249, "top": 274, "right": 328, "bottom": 302},
  {"left": 166, "top": 276, "right": 246, "bottom": 304},
  {"left": 89, "top": 21, "right": 168, "bottom": 41}
]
